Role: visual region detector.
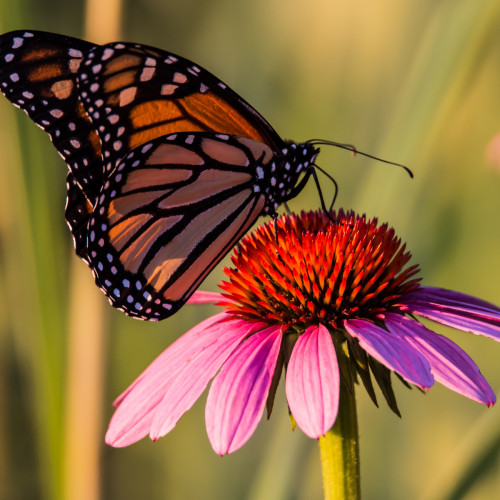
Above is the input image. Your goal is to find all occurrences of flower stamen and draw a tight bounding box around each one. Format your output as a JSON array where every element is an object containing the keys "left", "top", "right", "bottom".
[{"left": 220, "top": 210, "right": 421, "bottom": 329}]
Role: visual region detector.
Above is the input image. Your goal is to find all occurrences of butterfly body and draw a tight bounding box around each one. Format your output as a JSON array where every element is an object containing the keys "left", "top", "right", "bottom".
[{"left": 0, "top": 30, "right": 318, "bottom": 320}]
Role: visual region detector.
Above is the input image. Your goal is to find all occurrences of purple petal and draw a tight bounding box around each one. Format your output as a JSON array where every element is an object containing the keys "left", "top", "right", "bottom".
[
  {"left": 384, "top": 314, "right": 496, "bottom": 406},
  {"left": 344, "top": 319, "right": 434, "bottom": 389},
  {"left": 285, "top": 325, "right": 339, "bottom": 438},
  {"left": 405, "top": 287, "right": 500, "bottom": 341},
  {"left": 149, "top": 320, "right": 266, "bottom": 440},
  {"left": 187, "top": 291, "right": 225, "bottom": 304},
  {"left": 205, "top": 326, "right": 283, "bottom": 455},
  {"left": 106, "top": 313, "right": 252, "bottom": 447}
]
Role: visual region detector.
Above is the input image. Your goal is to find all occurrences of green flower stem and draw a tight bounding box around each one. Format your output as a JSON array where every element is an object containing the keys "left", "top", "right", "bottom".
[{"left": 318, "top": 364, "right": 360, "bottom": 499}]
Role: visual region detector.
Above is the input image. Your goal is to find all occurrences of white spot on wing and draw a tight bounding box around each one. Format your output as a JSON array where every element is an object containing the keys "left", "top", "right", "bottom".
[
  {"left": 102, "top": 48, "right": 115, "bottom": 60},
  {"left": 173, "top": 72, "right": 187, "bottom": 84},
  {"left": 68, "top": 48, "right": 83, "bottom": 58},
  {"left": 50, "top": 109, "right": 64, "bottom": 118},
  {"left": 12, "top": 37, "right": 23, "bottom": 49},
  {"left": 161, "top": 84, "right": 177, "bottom": 95},
  {"left": 140, "top": 67, "right": 155, "bottom": 82},
  {"left": 119, "top": 86, "right": 137, "bottom": 106}
]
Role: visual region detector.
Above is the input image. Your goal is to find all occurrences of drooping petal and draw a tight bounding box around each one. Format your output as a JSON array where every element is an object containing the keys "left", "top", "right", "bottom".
[
  {"left": 112, "top": 313, "right": 225, "bottom": 408},
  {"left": 106, "top": 313, "right": 248, "bottom": 447},
  {"left": 206, "top": 326, "right": 283, "bottom": 455},
  {"left": 344, "top": 319, "right": 434, "bottom": 389},
  {"left": 149, "top": 320, "right": 266, "bottom": 440},
  {"left": 286, "top": 325, "right": 340, "bottom": 439},
  {"left": 384, "top": 313, "right": 496, "bottom": 406},
  {"left": 405, "top": 287, "right": 500, "bottom": 341},
  {"left": 187, "top": 291, "right": 225, "bottom": 304}
]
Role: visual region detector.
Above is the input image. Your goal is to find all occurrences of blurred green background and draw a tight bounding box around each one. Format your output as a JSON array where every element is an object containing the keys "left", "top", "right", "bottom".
[{"left": 1, "top": 0, "right": 500, "bottom": 499}]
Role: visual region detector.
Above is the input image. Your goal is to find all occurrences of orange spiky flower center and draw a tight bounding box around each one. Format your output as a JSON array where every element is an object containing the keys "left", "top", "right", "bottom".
[{"left": 219, "top": 210, "right": 421, "bottom": 329}]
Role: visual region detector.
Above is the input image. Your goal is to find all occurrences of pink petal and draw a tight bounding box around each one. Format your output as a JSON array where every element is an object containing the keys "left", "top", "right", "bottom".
[
  {"left": 106, "top": 313, "right": 249, "bottom": 447},
  {"left": 112, "top": 313, "right": 224, "bottom": 408},
  {"left": 384, "top": 314, "right": 496, "bottom": 406},
  {"left": 285, "top": 325, "right": 339, "bottom": 438},
  {"left": 187, "top": 291, "right": 225, "bottom": 304},
  {"left": 205, "top": 326, "right": 283, "bottom": 455},
  {"left": 405, "top": 287, "right": 500, "bottom": 341},
  {"left": 148, "top": 320, "right": 266, "bottom": 440},
  {"left": 344, "top": 319, "right": 434, "bottom": 389}
]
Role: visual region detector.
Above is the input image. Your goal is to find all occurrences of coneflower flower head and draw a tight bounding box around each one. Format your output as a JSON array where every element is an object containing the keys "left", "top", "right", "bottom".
[
  {"left": 106, "top": 210, "right": 500, "bottom": 454},
  {"left": 219, "top": 209, "right": 419, "bottom": 326}
]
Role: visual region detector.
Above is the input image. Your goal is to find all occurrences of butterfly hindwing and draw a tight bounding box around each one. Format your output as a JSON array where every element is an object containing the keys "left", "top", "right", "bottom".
[
  {"left": 65, "top": 172, "right": 94, "bottom": 259},
  {"left": 86, "top": 132, "right": 269, "bottom": 319}
]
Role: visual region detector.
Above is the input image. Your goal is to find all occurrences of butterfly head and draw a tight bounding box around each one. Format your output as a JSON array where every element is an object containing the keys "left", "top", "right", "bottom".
[{"left": 259, "top": 141, "right": 319, "bottom": 214}]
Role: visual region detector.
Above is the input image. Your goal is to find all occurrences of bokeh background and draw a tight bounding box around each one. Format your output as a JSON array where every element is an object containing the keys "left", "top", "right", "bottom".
[{"left": 1, "top": 0, "right": 500, "bottom": 499}]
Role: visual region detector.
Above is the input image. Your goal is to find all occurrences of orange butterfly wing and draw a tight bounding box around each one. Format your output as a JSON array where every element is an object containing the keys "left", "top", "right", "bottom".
[
  {"left": 78, "top": 41, "right": 284, "bottom": 167},
  {"left": 88, "top": 133, "right": 272, "bottom": 319},
  {"left": 0, "top": 31, "right": 103, "bottom": 257}
]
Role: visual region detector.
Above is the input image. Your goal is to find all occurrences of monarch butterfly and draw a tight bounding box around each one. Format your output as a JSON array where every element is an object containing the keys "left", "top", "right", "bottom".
[{"left": 0, "top": 30, "right": 407, "bottom": 321}]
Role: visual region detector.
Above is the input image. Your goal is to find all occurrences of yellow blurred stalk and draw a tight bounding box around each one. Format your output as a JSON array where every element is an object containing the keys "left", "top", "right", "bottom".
[{"left": 62, "top": 1, "right": 122, "bottom": 500}]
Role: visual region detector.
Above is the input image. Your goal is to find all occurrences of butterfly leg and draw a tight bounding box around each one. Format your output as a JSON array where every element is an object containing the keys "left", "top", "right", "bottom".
[
  {"left": 309, "top": 168, "right": 338, "bottom": 224},
  {"left": 271, "top": 212, "right": 279, "bottom": 247},
  {"left": 270, "top": 212, "right": 290, "bottom": 268}
]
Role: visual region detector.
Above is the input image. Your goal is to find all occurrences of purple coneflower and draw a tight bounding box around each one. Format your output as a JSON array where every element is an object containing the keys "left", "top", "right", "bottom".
[{"left": 105, "top": 210, "right": 500, "bottom": 457}]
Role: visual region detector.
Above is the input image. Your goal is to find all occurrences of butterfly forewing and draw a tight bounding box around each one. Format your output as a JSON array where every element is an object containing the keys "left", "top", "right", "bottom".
[
  {"left": 77, "top": 41, "right": 284, "bottom": 171},
  {"left": 0, "top": 31, "right": 104, "bottom": 202},
  {"left": 87, "top": 133, "right": 268, "bottom": 319}
]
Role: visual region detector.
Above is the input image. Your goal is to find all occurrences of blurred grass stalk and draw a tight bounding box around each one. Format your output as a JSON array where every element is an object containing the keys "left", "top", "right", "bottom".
[
  {"left": 355, "top": 0, "right": 500, "bottom": 217},
  {"left": 0, "top": 4, "right": 66, "bottom": 500},
  {"left": 62, "top": 4, "right": 122, "bottom": 500}
]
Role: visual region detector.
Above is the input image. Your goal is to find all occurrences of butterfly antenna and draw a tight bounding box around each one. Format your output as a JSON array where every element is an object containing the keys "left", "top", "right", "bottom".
[{"left": 307, "top": 139, "right": 413, "bottom": 179}]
